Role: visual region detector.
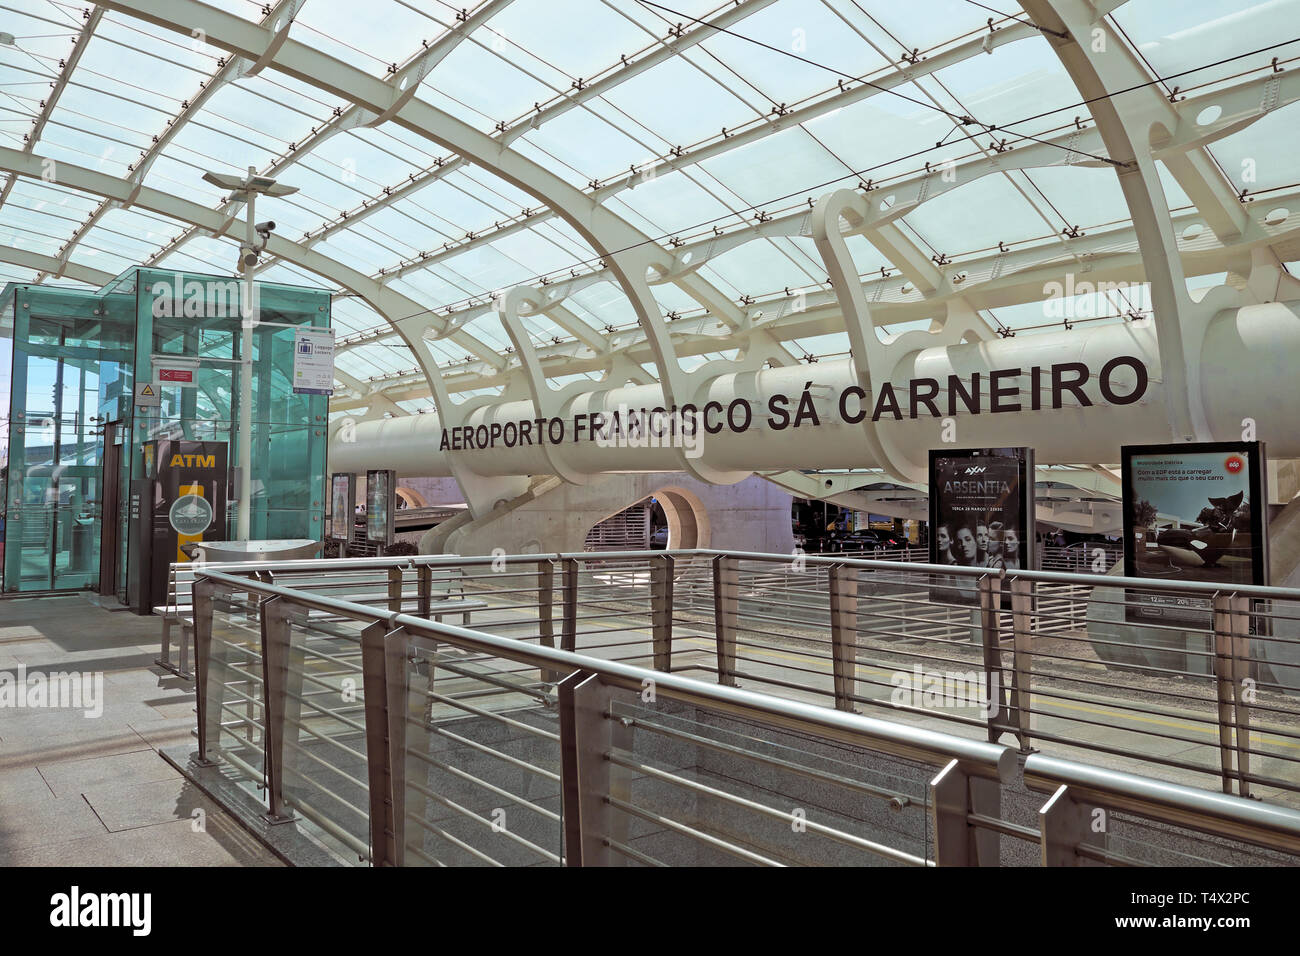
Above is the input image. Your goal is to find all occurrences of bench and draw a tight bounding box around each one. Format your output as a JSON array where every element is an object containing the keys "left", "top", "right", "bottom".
[
  {"left": 156, "top": 561, "right": 488, "bottom": 678},
  {"left": 155, "top": 563, "right": 199, "bottom": 678}
]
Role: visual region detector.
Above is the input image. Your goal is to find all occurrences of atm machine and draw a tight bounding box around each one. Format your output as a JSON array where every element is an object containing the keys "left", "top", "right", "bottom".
[{"left": 129, "top": 439, "right": 228, "bottom": 613}]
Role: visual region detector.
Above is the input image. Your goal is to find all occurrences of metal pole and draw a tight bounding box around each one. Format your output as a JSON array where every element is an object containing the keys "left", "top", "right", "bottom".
[{"left": 237, "top": 166, "right": 255, "bottom": 541}]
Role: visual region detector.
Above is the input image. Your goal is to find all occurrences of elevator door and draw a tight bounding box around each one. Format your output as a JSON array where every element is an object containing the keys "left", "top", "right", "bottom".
[{"left": 4, "top": 316, "right": 119, "bottom": 593}]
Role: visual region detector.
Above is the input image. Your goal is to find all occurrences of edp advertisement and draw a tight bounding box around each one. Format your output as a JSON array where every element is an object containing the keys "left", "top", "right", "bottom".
[{"left": 1122, "top": 442, "right": 1269, "bottom": 626}]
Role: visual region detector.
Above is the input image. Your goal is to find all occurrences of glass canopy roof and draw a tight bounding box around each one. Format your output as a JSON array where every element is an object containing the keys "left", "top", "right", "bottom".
[{"left": 1, "top": 0, "right": 1297, "bottom": 413}]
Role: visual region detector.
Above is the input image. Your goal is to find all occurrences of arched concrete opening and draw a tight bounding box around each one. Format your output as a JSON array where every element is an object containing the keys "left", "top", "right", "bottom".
[
  {"left": 652, "top": 484, "right": 710, "bottom": 551},
  {"left": 583, "top": 485, "right": 711, "bottom": 552},
  {"left": 396, "top": 486, "right": 427, "bottom": 509}
]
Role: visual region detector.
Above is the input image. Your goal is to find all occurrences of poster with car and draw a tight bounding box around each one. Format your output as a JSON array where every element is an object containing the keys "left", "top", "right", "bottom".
[
  {"left": 928, "top": 447, "right": 1034, "bottom": 607},
  {"left": 1121, "top": 442, "right": 1269, "bottom": 627}
]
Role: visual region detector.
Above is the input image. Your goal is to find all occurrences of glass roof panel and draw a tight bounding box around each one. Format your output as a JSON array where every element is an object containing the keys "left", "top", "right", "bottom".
[
  {"left": 1111, "top": 0, "right": 1293, "bottom": 91},
  {"left": 599, "top": 54, "right": 763, "bottom": 147},
  {"left": 690, "top": 0, "right": 894, "bottom": 106},
  {"left": 697, "top": 124, "right": 854, "bottom": 207},
  {"left": 293, "top": 0, "right": 443, "bottom": 75},
  {"left": 1, "top": 0, "right": 1296, "bottom": 408}
]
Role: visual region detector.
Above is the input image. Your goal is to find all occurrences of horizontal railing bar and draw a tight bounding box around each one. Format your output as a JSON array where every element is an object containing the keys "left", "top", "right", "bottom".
[
  {"left": 966, "top": 812, "right": 1040, "bottom": 843},
  {"left": 604, "top": 837, "right": 666, "bottom": 867},
  {"left": 607, "top": 751, "right": 929, "bottom": 866},
  {"left": 196, "top": 569, "right": 1017, "bottom": 781},
  {"left": 404, "top": 812, "right": 504, "bottom": 867},
  {"left": 1023, "top": 753, "right": 1300, "bottom": 855},
  {"left": 405, "top": 778, "right": 561, "bottom": 864},
  {"left": 605, "top": 794, "right": 785, "bottom": 867},
  {"left": 418, "top": 721, "right": 562, "bottom": 783},
  {"left": 618, "top": 714, "right": 915, "bottom": 806}
]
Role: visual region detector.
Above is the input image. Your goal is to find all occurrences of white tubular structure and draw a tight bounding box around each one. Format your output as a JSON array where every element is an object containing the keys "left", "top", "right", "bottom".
[{"left": 331, "top": 300, "right": 1300, "bottom": 480}]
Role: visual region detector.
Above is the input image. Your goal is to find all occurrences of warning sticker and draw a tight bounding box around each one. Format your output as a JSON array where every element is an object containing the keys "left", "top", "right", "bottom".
[{"left": 134, "top": 382, "right": 161, "bottom": 407}]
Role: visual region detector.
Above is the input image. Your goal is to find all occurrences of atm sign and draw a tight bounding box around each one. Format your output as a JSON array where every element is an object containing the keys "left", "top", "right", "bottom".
[{"left": 170, "top": 454, "right": 215, "bottom": 468}]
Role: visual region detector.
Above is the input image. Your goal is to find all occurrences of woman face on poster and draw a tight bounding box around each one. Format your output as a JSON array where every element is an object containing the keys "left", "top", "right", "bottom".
[
  {"left": 936, "top": 524, "right": 954, "bottom": 562},
  {"left": 1003, "top": 528, "right": 1021, "bottom": 568},
  {"left": 956, "top": 526, "right": 978, "bottom": 565},
  {"left": 986, "top": 522, "right": 1004, "bottom": 558}
]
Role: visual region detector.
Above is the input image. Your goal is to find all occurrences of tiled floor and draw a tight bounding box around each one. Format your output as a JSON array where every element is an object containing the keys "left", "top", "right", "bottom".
[{"left": 0, "top": 593, "right": 280, "bottom": 866}]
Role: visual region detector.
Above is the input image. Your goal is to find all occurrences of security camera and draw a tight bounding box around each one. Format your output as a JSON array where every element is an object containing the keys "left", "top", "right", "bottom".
[
  {"left": 239, "top": 247, "right": 259, "bottom": 268},
  {"left": 255, "top": 220, "right": 276, "bottom": 234}
]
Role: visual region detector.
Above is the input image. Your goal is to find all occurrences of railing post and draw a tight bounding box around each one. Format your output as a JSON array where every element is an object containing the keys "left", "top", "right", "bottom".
[
  {"left": 1230, "top": 595, "right": 1253, "bottom": 798},
  {"left": 259, "top": 596, "right": 296, "bottom": 824},
  {"left": 713, "top": 555, "right": 739, "bottom": 687},
  {"left": 192, "top": 577, "right": 218, "bottom": 767},
  {"left": 828, "top": 563, "right": 859, "bottom": 712},
  {"left": 557, "top": 669, "right": 586, "bottom": 866},
  {"left": 1213, "top": 593, "right": 1254, "bottom": 798},
  {"left": 388, "top": 565, "right": 404, "bottom": 614},
  {"left": 559, "top": 671, "right": 627, "bottom": 866},
  {"left": 418, "top": 563, "right": 432, "bottom": 618},
  {"left": 1009, "top": 576, "right": 1034, "bottom": 752},
  {"left": 651, "top": 554, "right": 674, "bottom": 672},
  {"left": 561, "top": 557, "right": 579, "bottom": 653},
  {"left": 977, "top": 573, "right": 1011, "bottom": 743},
  {"left": 928, "top": 759, "right": 1001, "bottom": 866},
  {"left": 361, "top": 622, "right": 410, "bottom": 866},
  {"left": 1038, "top": 784, "right": 1104, "bottom": 866},
  {"left": 530, "top": 560, "right": 555, "bottom": 685}
]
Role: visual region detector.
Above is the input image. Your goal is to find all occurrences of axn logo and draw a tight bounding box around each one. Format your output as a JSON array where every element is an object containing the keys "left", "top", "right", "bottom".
[{"left": 169, "top": 454, "right": 215, "bottom": 468}]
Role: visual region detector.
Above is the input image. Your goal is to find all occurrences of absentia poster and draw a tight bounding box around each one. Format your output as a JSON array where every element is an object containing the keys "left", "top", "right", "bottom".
[{"left": 929, "top": 447, "right": 1034, "bottom": 606}]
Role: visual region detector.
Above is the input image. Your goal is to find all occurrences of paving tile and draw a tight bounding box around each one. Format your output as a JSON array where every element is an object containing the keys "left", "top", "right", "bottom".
[
  {"left": 3, "top": 814, "right": 282, "bottom": 867},
  {"left": 128, "top": 718, "right": 198, "bottom": 751},
  {"left": 37, "top": 748, "right": 177, "bottom": 798},
  {"left": 104, "top": 815, "right": 282, "bottom": 866},
  {"left": 0, "top": 765, "right": 54, "bottom": 802},
  {"left": 0, "top": 726, "right": 158, "bottom": 769},
  {"left": 0, "top": 626, "right": 44, "bottom": 644},
  {"left": 82, "top": 775, "right": 213, "bottom": 832},
  {"left": 0, "top": 790, "right": 108, "bottom": 858},
  {"left": 147, "top": 700, "right": 197, "bottom": 721}
]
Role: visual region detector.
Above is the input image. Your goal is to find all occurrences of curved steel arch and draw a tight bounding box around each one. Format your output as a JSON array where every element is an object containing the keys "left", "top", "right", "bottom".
[
  {"left": 0, "top": 247, "right": 112, "bottom": 287},
  {"left": 1019, "top": 0, "right": 1215, "bottom": 443},
  {"left": 90, "top": 0, "right": 745, "bottom": 484},
  {"left": 0, "top": 145, "right": 457, "bottom": 406}
]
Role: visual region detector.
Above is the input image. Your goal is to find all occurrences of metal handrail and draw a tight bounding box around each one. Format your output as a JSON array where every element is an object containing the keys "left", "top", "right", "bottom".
[
  {"left": 177, "top": 546, "right": 1300, "bottom": 603},
  {"left": 195, "top": 568, "right": 1015, "bottom": 780},
  {"left": 1023, "top": 753, "right": 1300, "bottom": 856}
]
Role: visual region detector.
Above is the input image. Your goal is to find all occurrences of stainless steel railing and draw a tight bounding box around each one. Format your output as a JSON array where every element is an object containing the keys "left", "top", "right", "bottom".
[
  {"left": 190, "top": 566, "right": 1016, "bottom": 866},
  {"left": 183, "top": 554, "right": 1300, "bottom": 866},
  {"left": 176, "top": 547, "right": 1300, "bottom": 801},
  {"left": 1023, "top": 753, "right": 1300, "bottom": 865}
]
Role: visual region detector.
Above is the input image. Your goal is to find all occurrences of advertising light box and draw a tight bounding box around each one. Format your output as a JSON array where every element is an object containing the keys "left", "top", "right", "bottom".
[
  {"left": 366, "top": 469, "right": 396, "bottom": 547},
  {"left": 329, "top": 473, "right": 355, "bottom": 543},
  {"left": 1121, "top": 442, "right": 1269, "bottom": 627},
  {"left": 928, "top": 447, "right": 1034, "bottom": 607}
]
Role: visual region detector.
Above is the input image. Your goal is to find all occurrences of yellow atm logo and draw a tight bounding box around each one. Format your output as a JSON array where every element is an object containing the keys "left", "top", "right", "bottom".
[{"left": 170, "top": 454, "right": 215, "bottom": 468}]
